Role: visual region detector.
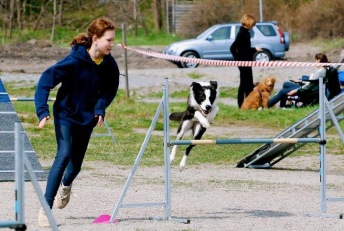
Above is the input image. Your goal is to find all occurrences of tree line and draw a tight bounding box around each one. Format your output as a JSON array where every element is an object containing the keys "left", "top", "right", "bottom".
[
  {"left": 1, "top": 0, "right": 343, "bottom": 42},
  {"left": 1, "top": 0, "right": 165, "bottom": 41}
]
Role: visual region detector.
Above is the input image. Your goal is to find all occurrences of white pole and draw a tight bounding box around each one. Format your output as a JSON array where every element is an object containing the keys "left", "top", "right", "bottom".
[
  {"left": 122, "top": 23, "right": 129, "bottom": 98},
  {"left": 259, "top": 0, "right": 263, "bottom": 22},
  {"left": 15, "top": 123, "right": 25, "bottom": 225},
  {"left": 319, "top": 74, "right": 327, "bottom": 214},
  {"left": 163, "top": 78, "right": 171, "bottom": 218},
  {"left": 165, "top": 0, "right": 170, "bottom": 33}
]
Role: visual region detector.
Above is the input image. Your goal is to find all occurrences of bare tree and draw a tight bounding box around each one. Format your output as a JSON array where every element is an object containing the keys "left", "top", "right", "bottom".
[
  {"left": 8, "top": 0, "right": 15, "bottom": 38},
  {"left": 137, "top": 0, "right": 148, "bottom": 35},
  {"left": 34, "top": 0, "right": 52, "bottom": 30},
  {"left": 133, "top": 0, "right": 137, "bottom": 36},
  {"left": 119, "top": 0, "right": 130, "bottom": 24},
  {"left": 22, "top": 0, "right": 27, "bottom": 29},
  {"left": 58, "top": 0, "right": 64, "bottom": 26},
  {"left": 153, "top": 0, "right": 162, "bottom": 32},
  {"left": 15, "top": 0, "right": 23, "bottom": 29},
  {"left": 1, "top": 0, "right": 8, "bottom": 42},
  {"left": 34, "top": 2, "right": 44, "bottom": 30},
  {"left": 51, "top": 0, "right": 57, "bottom": 41}
]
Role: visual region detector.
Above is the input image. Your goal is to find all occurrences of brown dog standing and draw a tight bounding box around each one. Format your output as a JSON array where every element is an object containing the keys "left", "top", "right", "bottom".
[{"left": 241, "top": 77, "right": 276, "bottom": 110}]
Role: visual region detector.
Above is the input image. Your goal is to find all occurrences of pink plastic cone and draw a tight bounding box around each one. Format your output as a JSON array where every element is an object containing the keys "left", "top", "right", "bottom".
[{"left": 93, "top": 214, "right": 118, "bottom": 224}]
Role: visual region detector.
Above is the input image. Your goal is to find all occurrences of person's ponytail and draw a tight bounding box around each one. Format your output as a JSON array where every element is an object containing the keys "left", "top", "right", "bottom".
[{"left": 70, "top": 33, "right": 91, "bottom": 48}]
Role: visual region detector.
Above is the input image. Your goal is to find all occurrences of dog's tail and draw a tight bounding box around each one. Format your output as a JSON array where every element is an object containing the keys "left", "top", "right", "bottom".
[{"left": 169, "top": 112, "right": 184, "bottom": 121}]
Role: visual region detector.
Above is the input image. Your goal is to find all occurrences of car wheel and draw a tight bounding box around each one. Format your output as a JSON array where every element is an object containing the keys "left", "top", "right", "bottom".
[
  {"left": 181, "top": 51, "right": 199, "bottom": 68},
  {"left": 176, "top": 62, "right": 183, "bottom": 68},
  {"left": 253, "top": 50, "right": 271, "bottom": 62}
]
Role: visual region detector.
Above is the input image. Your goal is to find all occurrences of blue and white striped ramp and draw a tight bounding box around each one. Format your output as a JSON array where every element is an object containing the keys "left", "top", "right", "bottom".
[
  {"left": 237, "top": 92, "right": 344, "bottom": 169},
  {"left": 0, "top": 79, "right": 47, "bottom": 181}
]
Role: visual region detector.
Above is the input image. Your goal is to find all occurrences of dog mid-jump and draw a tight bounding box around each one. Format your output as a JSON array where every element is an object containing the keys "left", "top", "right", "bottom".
[{"left": 169, "top": 81, "right": 219, "bottom": 171}]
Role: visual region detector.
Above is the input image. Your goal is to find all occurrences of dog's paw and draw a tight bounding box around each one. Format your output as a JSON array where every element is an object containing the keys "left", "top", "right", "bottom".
[
  {"left": 200, "top": 120, "right": 210, "bottom": 128},
  {"left": 195, "top": 111, "right": 210, "bottom": 128},
  {"left": 179, "top": 155, "right": 188, "bottom": 172},
  {"left": 170, "top": 154, "right": 175, "bottom": 164},
  {"left": 170, "top": 146, "right": 177, "bottom": 164},
  {"left": 202, "top": 122, "right": 210, "bottom": 128}
]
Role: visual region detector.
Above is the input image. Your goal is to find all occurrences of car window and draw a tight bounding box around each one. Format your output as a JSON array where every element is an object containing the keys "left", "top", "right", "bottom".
[
  {"left": 256, "top": 25, "right": 277, "bottom": 36},
  {"left": 211, "top": 27, "right": 230, "bottom": 40},
  {"left": 196, "top": 25, "right": 217, "bottom": 39},
  {"left": 249, "top": 30, "right": 254, "bottom": 38},
  {"left": 235, "top": 26, "right": 254, "bottom": 38}
]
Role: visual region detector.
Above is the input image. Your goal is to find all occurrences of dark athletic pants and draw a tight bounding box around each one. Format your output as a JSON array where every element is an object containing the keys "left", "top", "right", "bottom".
[
  {"left": 238, "top": 66, "right": 255, "bottom": 108},
  {"left": 44, "top": 124, "right": 93, "bottom": 208}
]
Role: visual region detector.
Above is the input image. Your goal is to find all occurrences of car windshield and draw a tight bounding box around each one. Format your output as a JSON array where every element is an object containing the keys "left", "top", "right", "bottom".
[{"left": 196, "top": 25, "right": 218, "bottom": 39}]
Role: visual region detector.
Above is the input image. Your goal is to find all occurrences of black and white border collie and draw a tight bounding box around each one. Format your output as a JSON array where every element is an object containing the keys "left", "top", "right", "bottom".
[{"left": 169, "top": 81, "right": 219, "bottom": 171}]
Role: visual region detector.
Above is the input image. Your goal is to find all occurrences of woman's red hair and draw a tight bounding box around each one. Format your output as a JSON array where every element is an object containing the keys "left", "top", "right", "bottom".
[{"left": 70, "top": 17, "right": 115, "bottom": 48}]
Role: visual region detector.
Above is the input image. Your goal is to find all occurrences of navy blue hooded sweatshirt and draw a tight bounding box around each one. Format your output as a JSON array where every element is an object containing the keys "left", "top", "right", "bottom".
[{"left": 35, "top": 45, "right": 119, "bottom": 127}]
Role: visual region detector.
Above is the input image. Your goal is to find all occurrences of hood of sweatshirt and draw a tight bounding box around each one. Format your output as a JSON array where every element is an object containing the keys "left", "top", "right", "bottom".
[{"left": 69, "top": 45, "right": 95, "bottom": 65}]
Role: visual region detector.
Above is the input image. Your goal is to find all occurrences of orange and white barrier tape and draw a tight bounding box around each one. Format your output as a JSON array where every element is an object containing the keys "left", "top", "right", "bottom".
[{"left": 118, "top": 44, "right": 342, "bottom": 68}]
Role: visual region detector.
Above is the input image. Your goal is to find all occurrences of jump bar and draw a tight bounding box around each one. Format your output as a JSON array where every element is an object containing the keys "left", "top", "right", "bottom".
[
  {"left": 10, "top": 97, "right": 56, "bottom": 101},
  {"left": 170, "top": 138, "right": 322, "bottom": 145}
]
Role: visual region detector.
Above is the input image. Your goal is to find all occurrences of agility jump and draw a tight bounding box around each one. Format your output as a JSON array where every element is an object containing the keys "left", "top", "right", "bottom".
[
  {"left": 100, "top": 70, "right": 343, "bottom": 224},
  {"left": 170, "top": 137, "right": 321, "bottom": 145},
  {"left": 166, "top": 73, "right": 343, "bottom": 219}
]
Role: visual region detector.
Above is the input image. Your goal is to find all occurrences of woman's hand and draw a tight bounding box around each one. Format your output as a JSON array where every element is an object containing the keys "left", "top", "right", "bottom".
[
  {"left": 290, "top": 79, "right": 301, "bottom": 84},
  {"left": 38, "top": 116, "right": 50, "bottom": 129},
  {"left": 287, "top": 89, "right": 298, "bottom": 96},
  {"left": 256, "top": 47, "right": 262, "bottom": 52},
  {"left": 96, "top": 115, "right": 103, "bottom": 127}
]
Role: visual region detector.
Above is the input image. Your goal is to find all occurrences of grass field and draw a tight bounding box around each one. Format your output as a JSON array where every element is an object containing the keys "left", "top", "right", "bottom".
[{"left": 4, "top": 80, "right": 344, "bottom": 170}]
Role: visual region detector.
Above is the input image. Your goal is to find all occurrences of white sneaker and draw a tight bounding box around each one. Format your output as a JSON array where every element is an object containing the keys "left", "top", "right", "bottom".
[
  {"left": 56, "top": 183, "right": 72, "bottom": 209},
  {"left": 38, "top": 207, "right": 50, "bottom": 227}
]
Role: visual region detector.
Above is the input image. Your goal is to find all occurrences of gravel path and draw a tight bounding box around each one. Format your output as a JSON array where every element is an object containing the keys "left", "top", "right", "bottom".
[{"left": 2, "top": 156, "right": 344, "bottom": 231}]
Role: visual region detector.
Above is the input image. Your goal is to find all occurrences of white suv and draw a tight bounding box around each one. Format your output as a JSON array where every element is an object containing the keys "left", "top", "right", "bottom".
[{"left": 164, "top": 21, "right": 290, "bottom": 68}]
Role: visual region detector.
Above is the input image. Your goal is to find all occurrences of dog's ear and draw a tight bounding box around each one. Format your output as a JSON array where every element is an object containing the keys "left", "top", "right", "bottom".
[
  {"left": 191, "top": 82, "right": 202, "bottom": 91},
  {"left": 209, "top": 81, "right": 218, "bottom": 89}
]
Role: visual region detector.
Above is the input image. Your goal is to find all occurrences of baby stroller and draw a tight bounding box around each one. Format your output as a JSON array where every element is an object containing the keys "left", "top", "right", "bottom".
[
  {"left": 285, "top": 77, "right": 320, "bottom": 108},
  {"left": 286, "top": 59, "right": 344, "bottom": 108}
]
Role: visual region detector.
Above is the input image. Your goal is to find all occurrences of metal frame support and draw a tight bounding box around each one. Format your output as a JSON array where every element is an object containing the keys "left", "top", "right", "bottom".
[
  {"left": 306, "top": 75, "right": 344, "bottom": 218},
  {"left": 91, "top": 119, "right": 117, "bottom": 144},
  {"left": 0, "top": 123, "right": 59, "bottom": 230},
  {"left": 108, "top": 78, "right": 189, "bottom": 224}
]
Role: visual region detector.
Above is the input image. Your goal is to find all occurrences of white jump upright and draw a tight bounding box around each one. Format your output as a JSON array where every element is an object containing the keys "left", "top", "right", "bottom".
[
  {"left": 106, "top": 78, "right": 189, "bottom": 223},
  {"left": 0, "top": 123, "right": 59, "bottom": 230},
  {"left": 307, "top": 71, "right": 344, "bottom": 218}
]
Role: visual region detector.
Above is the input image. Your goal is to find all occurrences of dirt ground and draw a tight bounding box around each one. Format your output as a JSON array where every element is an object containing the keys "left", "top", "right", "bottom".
[
  {"left": 2, "top": 156, "right": 344, "bottom": 231},
  {"left": 1, "top": 41, "right": 344, "bottom": 230}
]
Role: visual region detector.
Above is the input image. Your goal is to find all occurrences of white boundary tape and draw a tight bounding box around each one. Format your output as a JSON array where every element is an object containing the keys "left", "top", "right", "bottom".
[{"left": 118, "top": 44, "right": 342, "bottom": 68}]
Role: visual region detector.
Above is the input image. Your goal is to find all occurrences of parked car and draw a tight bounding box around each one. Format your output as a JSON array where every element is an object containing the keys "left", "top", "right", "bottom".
[{"left": 164, "top": 21, "right": 290, "bottom": 68}]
